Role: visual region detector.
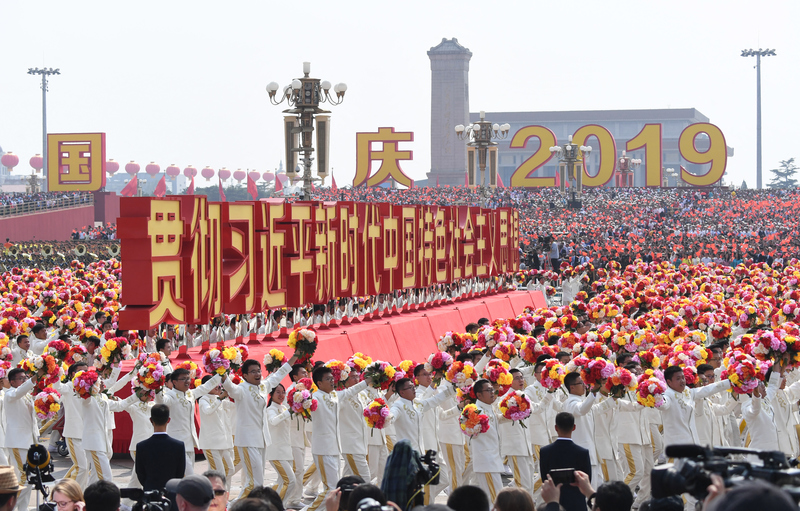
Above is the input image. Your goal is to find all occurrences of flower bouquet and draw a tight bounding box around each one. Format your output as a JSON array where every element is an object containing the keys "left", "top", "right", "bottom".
[
  {"left": 175, "top": 360, "right": 202, "bottom": 388},
  {"left": 498, "top": 390, "right": 532, "bottom": 427},
  {"left": 325, "top": 359, "right": 351, "bottom": 390},
  {"left": 395, "top": 360, "right": 418, "bottom": 380},
  {"left": 363, "top": 361, "right": 396, "bottom": 390},
  {"left": 363, "top": 397, "right": 391, "bottom": 435},
  {"left": 540, "top": 359, "right": 567, "bottom": 391},
  {"left": 263, "top": 349, "right": 286, "bottom": 374},
  {"left": 445, "top": 361, "right": 477, "bottom": 390},
  {"left": 751, "top": 330, "right": 786, "bottom": 361},
  {"left": 347, "top": 352, "right": 373, "bottom": 373},
  {"left": 19, "top": 354, "right": 62, "bottom": 390},
  {"left": 720, "top": 349, "right": 771, "bottom": 394},
  {"left": 34, "top": 388, "right": 61, "bottom": 421},
  {"left": 72, "top": 368, "right": 102, "bottom": 399},
  {"left": 424, "top": 351, "right": 453, "bottom": 384},
  {"left": 580, "top": 358, "right": 615, "bottom": 387},
  {"left": 460, "top": 403, "right": 490, "bottom": 438},
  {"left": 94, "top": 337, "right": 131, "bottom": 377},
  {"left": 483, "top": 361, "right": 513, "bottom": 394},
  {"left": 46, "top": 339, "right": 71, "bottom": 364},
  {"left": 132, "top": 353, "right": 166, "bottom": 400},
  {"left": 635, "top": 370, "right": 667, "bottom": 408},
  {"left": 64, "top": 344, "right": 88, "bottom": 367},
  {"left": 202, "top": 349, "right": 232, "bottom": 376},
  {"left": 437, "top": 332, "right": 456, "bottom": 352},
  {"left": 519, "top": 338, "right": 540, "bottom": 366},
  {"left": 287, "top": 328, "right": 317, "bottom": 362},
  {"left": 492, "top": 342, "right": 518, "bottom": 362},
  {"left": 287, "top": 382, "right": 317, "bottom": 422},
  {"left": 605, "top": 366, "right": 636, "bottom": 398}
]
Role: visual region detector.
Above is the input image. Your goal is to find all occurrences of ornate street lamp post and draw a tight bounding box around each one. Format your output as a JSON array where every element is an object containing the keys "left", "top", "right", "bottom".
[{"left": 455, "top": 111, "right": 510, "bottom": 207}]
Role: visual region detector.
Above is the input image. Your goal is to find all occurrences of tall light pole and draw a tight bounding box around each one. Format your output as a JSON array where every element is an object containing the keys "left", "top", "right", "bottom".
[
  {"left": 455, "top": 111, "right": 510, "bottom": 207},
  {"left": 27, "top": 67, "right": 60, "bottom": 192},
  {"left": 549, "top": 135, "right": 591, "bottom": 208},
  {"left": 266, "top": 62, "right": 346, "bottom": 199},
  {"left": 741, "top": 48, "right": 776, "bottom": 190}
]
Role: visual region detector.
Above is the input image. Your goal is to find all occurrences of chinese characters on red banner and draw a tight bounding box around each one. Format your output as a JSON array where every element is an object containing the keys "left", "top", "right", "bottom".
[{"left": 118, "top": 197, "right": 519, "bottom": 329}]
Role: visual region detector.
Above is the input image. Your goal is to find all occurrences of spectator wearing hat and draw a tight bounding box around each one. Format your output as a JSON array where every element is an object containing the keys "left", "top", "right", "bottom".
[
  {"left": 166, "top": 475, "right": 215, "bottom": 511},
  {"left": 0, "top": 466, "right": 24, "bottom": 511}
]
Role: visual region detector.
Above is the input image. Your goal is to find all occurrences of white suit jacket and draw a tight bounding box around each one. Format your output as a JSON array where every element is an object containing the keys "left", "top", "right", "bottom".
[
  {"left": 616, "top": 392, "right": 652, "bottom": 446},
  {"left": 158, "top": 374, "right": 221, "bottom": 451},
  {"left": 658, "top": 380, "right": 731, "bottom": 446},
  {"left": 198, "top": 395, "right": 234, "bottom": 450},
  {"left": 561, "top": 392, "right": 614, "bottom": 465},
  {"left": 310, "top": 381, "right": 368, "bottom": 456},
  {"left": 81, "top": 393, "right": 135, "bottom": 454},
  {"left": 266, "top": 403, "right": 293, "bottom": 461},
  {"left": 742, "top": 391, "right": 780, "bottom": 451},
  {"left": 3, "top": 379, "right": 36, "bottom": 450},
  {"left": 388, "top": 386, "right": 453, "bottom": 453},
  {"left": 471, "top": 400, "right": 504, "bottom": 473},
  {"left": 222, "top": 363, "right": 290, "bottom": 449},
  {"left": 437, "top": 393, "right": 464, "bottom": 446},
  {"left": 121, "top": 397, "right": 155, "bottom": 452},
  {"left": 338, "top": 386, "right": 370, "bottom": 455},
  {"left": 417, "top": 385, "right": 439, "bottom": 452}
]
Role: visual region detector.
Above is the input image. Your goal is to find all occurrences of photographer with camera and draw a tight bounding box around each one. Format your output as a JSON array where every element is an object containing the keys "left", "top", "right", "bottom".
[{"left": 4, "top": 368, "right": 37, "bottom": 511}]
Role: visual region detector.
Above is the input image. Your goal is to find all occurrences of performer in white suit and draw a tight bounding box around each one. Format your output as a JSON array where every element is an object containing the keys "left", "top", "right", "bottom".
[
  {"left": 306, "top": 365, "right": 371, "bottom": 511},
  {"left": 741, "top": 381, "right": 780, "bottom": 453},
  {"left": 198, "top": 376, "right": 235, "bottom": 487},
  {"left": 3, "top": 369, "right": 36, "bottom": 511},
  {"left": 81, "top": 386, "right": 138, "bottom": 483},
  {"left": 156, "top": 368, "right": 222, "bottom": 476},
  {"left": 222, "top": 353, "right": 297, "bottom": 499},
  {"left": 338, "top": 370, "right": 371, "bottom": 482},
  {"left": 266, "top": 383, "right": 301, "bottom": 507},
  {"left": 616, "top": 389, "right": 655, "bottom": 508},
  {"left": 471, "top": 379, "right": 504, "bottom": 503}
]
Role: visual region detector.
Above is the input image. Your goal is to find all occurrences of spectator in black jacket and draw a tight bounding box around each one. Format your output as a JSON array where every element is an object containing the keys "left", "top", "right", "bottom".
[{"left": 135, "top": 404, "right": 186, "bottom": 491}]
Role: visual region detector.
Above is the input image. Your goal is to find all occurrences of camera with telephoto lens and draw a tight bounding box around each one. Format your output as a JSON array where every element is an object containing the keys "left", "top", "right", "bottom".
[
  {"left": 651, "top": 444, "right": 800, "bottom": 503},
  {"left": 120, "top": 489, "right": 172, "bottom": 511},
  {"left": 356, "top": 498, "right": 393, "bottom": 511},
  {"left": 415, "top": 450, "right": 440, "bottom": 488}
]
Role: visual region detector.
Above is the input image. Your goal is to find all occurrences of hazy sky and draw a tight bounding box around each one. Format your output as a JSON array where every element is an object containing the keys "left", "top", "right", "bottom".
[{"left": 2, "top": 0, "right": 798, "bottom": 189}]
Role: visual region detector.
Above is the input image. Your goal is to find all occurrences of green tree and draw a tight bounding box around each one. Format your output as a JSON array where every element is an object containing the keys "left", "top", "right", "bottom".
[{"left": 768, "top": 158, "right": 798, "bottom": 189}]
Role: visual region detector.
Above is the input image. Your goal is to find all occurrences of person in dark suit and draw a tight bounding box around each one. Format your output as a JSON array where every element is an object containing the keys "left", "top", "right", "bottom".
[
  {"left": 539, "top": 412, "right": 592, "bottom": 511},
  {"left": 135, "top": 403, "right": 187, "bottom": 491}
]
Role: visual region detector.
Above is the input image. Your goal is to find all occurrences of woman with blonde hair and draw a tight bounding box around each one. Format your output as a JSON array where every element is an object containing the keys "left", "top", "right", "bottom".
[
  {"left": 51, "top": 479, "right": 85, "bottom": 511},
  {"left": 494, "top": 487, "right": 534, "bottom": 511}
]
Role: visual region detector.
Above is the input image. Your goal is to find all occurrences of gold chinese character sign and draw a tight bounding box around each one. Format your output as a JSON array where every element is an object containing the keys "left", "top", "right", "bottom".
[
  {"left": 47, "top": 133, "right": 106, "bottom": 191},
  {"left": 118, "top": 197, "right": 519, "bottom": 329},
  {"left": 353, "top": 127, "right": 414, "bottom": 188}
]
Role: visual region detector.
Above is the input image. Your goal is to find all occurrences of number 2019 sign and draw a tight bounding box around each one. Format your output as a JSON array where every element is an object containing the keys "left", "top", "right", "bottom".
[{"left": 508, "top": 123, "right": 727, "bottom": 187}]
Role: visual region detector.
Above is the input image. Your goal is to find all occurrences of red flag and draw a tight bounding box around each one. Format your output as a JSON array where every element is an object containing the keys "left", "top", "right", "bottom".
[
  {"left": 554, "top": 171, "right": 560, "bottom": 188},
  {"left": 247, "top": 174, "right": 258, "bottom": 200},
  {"left": 218, "top": 177, "right": 227, "bottom": 202},
  {"left": 464, "top": 172, "right": 469, "bottom": 186},
  {"left": 436, "top": 176, "right": 440, "bottom": 187},
  {"left": 275, "top": 175, "right": 283, "bottom": 193},
  {"left": 154, "top": 175, "right": 166, "bottom": 198},
  {"left": 410, "top": 180, "right": 414, "bottom": 189},
  {"left": 120, "top": 175, "right": 138, "bottom": 197},
  {"left": 332, "top": 174, "right": 338, "bottom": 190},
  {"left": 186, "top": 176, "right": 195, "bottom": 195},
  {"left": 497, "top": 172, "right": 505, "bottom": 188}
]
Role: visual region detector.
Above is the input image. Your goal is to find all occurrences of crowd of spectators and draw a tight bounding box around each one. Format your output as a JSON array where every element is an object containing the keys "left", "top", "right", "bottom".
[{"left": 0, "top": 191, "right": 92, "bottom": 216}]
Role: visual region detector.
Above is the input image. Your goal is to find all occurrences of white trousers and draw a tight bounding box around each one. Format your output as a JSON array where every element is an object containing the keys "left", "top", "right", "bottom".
[
  {"left": 341, "top": 452, "right": 371, "bottom": 482},
  {"left": 620, "top": 443, "right": 654, "bottom": 506},
  {"left": 507, "top": 455, "right": 534, "bottom": 496},
  {"left": 184, "top": 450, "right": 195, "bottom": 477},
  {"left": 270, "top": 459, "right": 300, "bottom": 504},
  {"left": 87, "top": 450, "right": 113, "bottom": 483},
  {"left": 306, "top": 454, "right": 339, "bottom": 511},
  {"left": 475, "top": 472, "right": 503, "bottom": 503},
  {"left": 367, "top": 444, "right": 388, "bottom": 486},
  {"left": 239, "top": 446, "right": 266, "bottom": 499},
  {"left": 9, "top": 448, "right": 32, "bottom": 511},
  {"left": 127, "top": 450, "right": 142, "bottom": 489},
  {"left": 600, "top": 456, "right": 621, "bottom": 482},
  {"left": 65, "top": 437, "right": 89, "bottom": 488},
  {"left": 205, "top": 449, "right": 234, "bottom": 487},
  {"left": 440, "top": 443, "right": 466, "bottom": 491}
]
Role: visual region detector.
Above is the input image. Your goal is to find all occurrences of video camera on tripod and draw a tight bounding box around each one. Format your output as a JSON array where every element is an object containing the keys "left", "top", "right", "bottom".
[
  {"left": 652, "top": 444, "right": 800, "bottom": 502},
  {"left": 24, "top": 444, "right": 54, "bottom": 510}
]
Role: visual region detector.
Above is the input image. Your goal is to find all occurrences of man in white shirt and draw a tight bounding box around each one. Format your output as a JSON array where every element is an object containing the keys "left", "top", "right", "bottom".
[
  {"left": 306, "top": 365, "right": 372, "bottom": 511},
  {"left": 471, "top": 379, "right": 504, "bottom": 503},
  {"left": 741, "top": 381, "right": 780, "bottom": 453},
  {"left": 3, "top": 369, "right": 36, "bottom": 511},
  {"left": 338, "top": 370, "right": 371, "bottom": 482},
  {"left": 413, "top": 365, "right": 450, "bottom": 501},
  {"left": 222, "top": 353, "right": 297, "bottom": 499}
]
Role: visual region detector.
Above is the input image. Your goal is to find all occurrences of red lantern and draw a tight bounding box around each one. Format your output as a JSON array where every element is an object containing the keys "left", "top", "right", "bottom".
[
  {"left": 165, "top": 164, "right": 180, "bottom": 178},
  {"left": 125, "top": 161, "right": 140, "bottom": 176},
  {"left": 218, "top": 168, "right": 231, "bottom": 181},
  {"left": 105, "top": 159, "right": 119, "bottom": 175},
  {"left": 201, "top": 166, "right": 215, "bottom": 181},
  {"left": 145, "top": 162, "right": 161, "bottom": 177},
  {"left": 183, "top": 166, "right": 197, "bottom": 178},
  {"left": 233, "top": 169, "right": 246, "bottom": 182},
  {"left": 29, "top": 154, "right": 43, "bottom": 171},
  {"left": 1, "top": 152, "right": 19, "bottom": 171},
  {"left": 248, "top": 171, "right": 260, "bottom": 182},
  {"left": 262, "top": 172, "right": 275, "bottom": 183}
]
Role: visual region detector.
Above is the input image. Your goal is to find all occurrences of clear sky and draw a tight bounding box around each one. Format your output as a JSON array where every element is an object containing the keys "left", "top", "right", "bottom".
[{"left": 2, "top": 0, "right": 797, "bottom": 189}]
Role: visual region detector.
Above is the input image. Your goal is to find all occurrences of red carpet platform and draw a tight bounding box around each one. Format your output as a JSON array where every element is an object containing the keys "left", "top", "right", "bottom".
[{"left": 112, "top": 289, "right": 546, "bottom": 453}]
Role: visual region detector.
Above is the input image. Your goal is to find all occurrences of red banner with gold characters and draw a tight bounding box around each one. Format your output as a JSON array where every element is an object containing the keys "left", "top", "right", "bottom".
[{"left": 117, "top": 196, "right": 519, "bottom": 329}]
